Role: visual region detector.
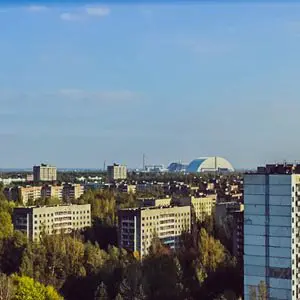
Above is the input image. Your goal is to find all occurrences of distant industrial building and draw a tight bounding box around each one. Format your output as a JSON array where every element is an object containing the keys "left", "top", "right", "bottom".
[
  {"left": 13, "top": 204, "right": 91, "bottom": 240},
  {"left": 107, "top": 164, "right": 127, "bottom": 182},
  {"left": 167, "top": 162, "right": 187, "bottom": 173},
  {"left": 186, "top": 157, "right": 234, "bottom": 173},
  {"left": 118, "top": 205, "right": 191, "bottom": 258},
  {"left": 144, "top": 165, "right": 167, "bottom": 173},
  {"left": 33, "top": 164, "right": 57, "bottom": 182}
]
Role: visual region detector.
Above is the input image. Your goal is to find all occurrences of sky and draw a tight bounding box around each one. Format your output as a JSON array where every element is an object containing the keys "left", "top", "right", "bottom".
[{"left": 1, "top": 2, "right": 300, "bottom": 169}]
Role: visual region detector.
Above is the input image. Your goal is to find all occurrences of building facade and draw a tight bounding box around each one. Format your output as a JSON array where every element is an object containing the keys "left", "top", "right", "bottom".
[
  {"left": 118, "top": 205, "right": 191, "bottom": 258},
  {"left": 41, "top": 185, "right": 63, "bottom": 200},
  {"left": 13, "top": 204, "right": 91, "bottom": 240},
  {"left": 62, "top": 184, "right": 84, "bottom": 202},
  {"left": 107, "top": 164, "right": 127, "bottom": 182},
  {"left": 232, "top": 210, "right": 244, "bottom": 261},
  {"left": 18, "top": 186, "right": 42, "bottom": 205},
  {"left": 33, "top": 164, "right": 57, "bottom": 182},
  {"left": 175, "top": 194, "right": 217, "bottom": 222},
  {"left": 137, "top": 197, "right": 172, "bottom": 208},
  {"left": 244, "top": 164, "right": 300, "bottom": 300}
]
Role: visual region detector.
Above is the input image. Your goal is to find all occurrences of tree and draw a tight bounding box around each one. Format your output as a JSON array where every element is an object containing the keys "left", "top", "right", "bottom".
[
  {"left": 249, "top": 285, "right": 257, "bottom": 300},
  {"left": 84, "top": 242, "right": 108, "bottom": 275},
  {"left": 94, "top": 282, "right": 109, "bottom": 300},
  {"left": 249, "top": 281, "right": 267, "bottom": 300},
  {"left": 258, "top": 281, "right": 267, "bottom": 300},
  {"left": 114, "top": 293, "right": 123, "bottom": 300},
  {"left": 196, "top": 228, "right": 226, "bottom": 283},
  {"left": 0, "top": 211, "right": 13, "bottom": 239},
  {"left": 0, "top": 273, "right": 15, "bottom": 300},
  {"left": 12, "top": 275, "right": 62, "bottom": 300},
  {"left": 119, "top": 262, "right": 145, "bottom": 300}
]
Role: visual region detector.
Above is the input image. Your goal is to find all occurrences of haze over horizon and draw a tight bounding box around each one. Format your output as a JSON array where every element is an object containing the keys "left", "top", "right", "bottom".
[{"left": 1, "top": 3, "right": 300, "bottom": 169}]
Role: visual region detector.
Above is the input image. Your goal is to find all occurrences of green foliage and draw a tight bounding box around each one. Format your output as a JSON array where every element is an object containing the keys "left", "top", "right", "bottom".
[
  {"left": 84, "top": 242, "right": 108, "bottom": 275},
  {"left": 196, "top": 228, "right": 226, "bottom": 283},
  {"left": 12, "top": 275, "right": 62, "bottom": 300},
  {"left": 0, "top": 212, "right": 13, "bottom": 239}
]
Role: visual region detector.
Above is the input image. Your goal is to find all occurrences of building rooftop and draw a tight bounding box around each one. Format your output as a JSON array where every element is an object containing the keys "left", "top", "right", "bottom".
[
  {"left": 249, "top": 164, "right": 300, "bottom": 175},
  {"left": 119, "top": 204, "right": 189, "bottom": 212}
]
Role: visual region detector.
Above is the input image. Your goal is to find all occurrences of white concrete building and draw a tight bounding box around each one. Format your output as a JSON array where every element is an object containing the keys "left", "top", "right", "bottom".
[{"left": 13, "top": 204, "right": 91, "bottom": 240}]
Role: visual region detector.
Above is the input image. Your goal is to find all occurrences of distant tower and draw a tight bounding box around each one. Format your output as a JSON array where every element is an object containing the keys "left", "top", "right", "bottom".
[
  {"left": 103, "top": 160, "right": 106, "bottom": 171},
  {"left": 143, "top": 154, "right": 146, "bottom": 170}
]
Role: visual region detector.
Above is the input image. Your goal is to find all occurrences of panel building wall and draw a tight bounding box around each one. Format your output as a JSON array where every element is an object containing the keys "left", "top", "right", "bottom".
[
  {"left": 118, "top": 205, "right": 191, "bottom": 258},
  {"left": 13, "top": 204, "right": 91, "bottom": 241},
  {"left": 243, "top": 172, "right": 300, "bottom": 300}
]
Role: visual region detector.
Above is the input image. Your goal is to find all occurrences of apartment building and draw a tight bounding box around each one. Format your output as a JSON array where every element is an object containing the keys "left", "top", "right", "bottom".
[
  {"left": 33, "top": 164, "right": 57, "bottom": 182},
  {"left": 41, "top": 185, "right": 63, "bottom": 200},
  {"left": 13, "top": 204, "right": 91, "bottom": 240},
  {"left": 232, "top": 210, "right": 243, "bottom": 262},
  {"left": 118, "top": 205, "right": 191, "bottom": 258},
  {"left": 215, "top": 201, "right": 244, "bottom": 226},
  {"left": 62, "top": 184, "right": 84, "bottom": 202},
  {"left": 175, "top": 194, "right": 217, "bottom": 222},
  {"left": 244, "top": 164, "right": 300, "bottom": 300},
  {"left": 107, "top": 164, "right": 127, "bottom": 182},
  {"left": 137, "top": 197, "right": 172, "bottom": 207},
  {"left": 118, "top": 184, "right": 137, "bottom": 194}
]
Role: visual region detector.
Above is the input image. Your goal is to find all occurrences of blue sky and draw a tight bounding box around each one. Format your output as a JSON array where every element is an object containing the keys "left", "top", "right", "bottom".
[{"left": 1, "top": 3, "right": 300, "bottom": 169}]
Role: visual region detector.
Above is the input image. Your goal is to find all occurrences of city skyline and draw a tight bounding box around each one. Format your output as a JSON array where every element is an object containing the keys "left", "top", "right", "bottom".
[{"left": 1, "top": 3, "right": 300, "bottom": 168}]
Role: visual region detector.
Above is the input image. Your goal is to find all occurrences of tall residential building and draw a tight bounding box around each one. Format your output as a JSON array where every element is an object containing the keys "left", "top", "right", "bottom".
[
  {"left": 13, "top": 204, "right": 91, "bottom": 240},
  {"left": 175, "top": 194, "right": 217, "bottom": 222},
  {"left": 118, "top": 205, "right": 191, "bottom": 258},
  {"left": 244, "top": 164, "right": 300, "bottom": 300},
  {"left": 107, "top": 164, "right": 127, "bottom": 182},
  {"left": 62, "top": 184, "right": 84, "bottom": 202},
  {"left": 33, "top": 164, "right": 57, "bottom": 182}
]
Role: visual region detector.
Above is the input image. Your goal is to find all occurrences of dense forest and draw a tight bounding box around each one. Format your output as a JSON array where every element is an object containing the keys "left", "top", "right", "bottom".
[{"left": 0, "top": 183, "right": 243, "bottom": 300}]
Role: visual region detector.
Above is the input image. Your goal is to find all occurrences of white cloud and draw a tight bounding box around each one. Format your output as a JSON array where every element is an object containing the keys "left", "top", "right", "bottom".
[
  {"left": 27, "top": 5, "right": 48, "bottom": 12},
  {"left": 60, "top": 6, "right": 110, "bottom": 22},
  {"left": 85, "top": 6, "right": 110, "bottom": 17},
  {"left": 60, "top": 12, "right": 84, "bottom": 22}
]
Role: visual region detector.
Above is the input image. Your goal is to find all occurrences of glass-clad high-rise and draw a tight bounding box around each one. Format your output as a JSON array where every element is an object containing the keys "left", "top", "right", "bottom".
[{"left": 244, "top": 164, "right": 300, "bottom": 300}]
